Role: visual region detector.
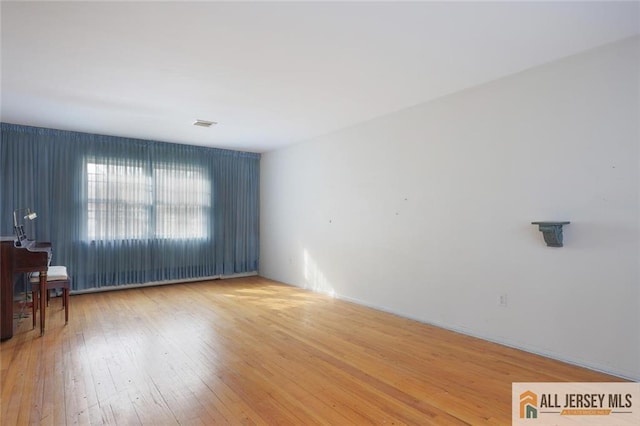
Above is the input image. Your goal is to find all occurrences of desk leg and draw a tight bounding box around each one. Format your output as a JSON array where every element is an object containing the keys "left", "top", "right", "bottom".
[{"left": 39, "top": 272, "right": 46, "bottom": 336}]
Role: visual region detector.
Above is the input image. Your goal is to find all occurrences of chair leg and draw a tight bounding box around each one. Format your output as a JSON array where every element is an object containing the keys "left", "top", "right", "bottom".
[
  {"left": 31, "top": 290, "right": 37, "bottom": 329},
  {"left": 32, "top": 287, "right": 70, "bottom": 327},
  {"left": 63, "top": 288, "right": 69, "bottom": 324}
]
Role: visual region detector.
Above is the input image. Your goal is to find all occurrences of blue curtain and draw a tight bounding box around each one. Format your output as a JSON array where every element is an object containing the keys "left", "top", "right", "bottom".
[{"left": 1, "top": 123, "right": 260, "bottom": 291}]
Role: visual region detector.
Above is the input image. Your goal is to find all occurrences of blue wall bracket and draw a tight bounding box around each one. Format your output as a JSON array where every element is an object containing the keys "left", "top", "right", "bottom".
[{"left": 531, "top": 221, "right": 570, "bottom": 247}]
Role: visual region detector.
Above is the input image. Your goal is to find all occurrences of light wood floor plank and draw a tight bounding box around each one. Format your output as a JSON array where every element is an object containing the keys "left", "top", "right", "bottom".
[{"left": 1, "top": 276, "right": 625, "bottom": 425}]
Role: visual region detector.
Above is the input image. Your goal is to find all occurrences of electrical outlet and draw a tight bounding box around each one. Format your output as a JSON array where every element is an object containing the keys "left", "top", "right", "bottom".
[{"left": 498, "top": 293, "right": 508, "bottom": 307}]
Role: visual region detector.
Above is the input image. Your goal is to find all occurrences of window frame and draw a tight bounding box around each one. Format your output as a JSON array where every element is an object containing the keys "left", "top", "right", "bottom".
[{"left": 85, "top": 159, "right": 211, "bottom": 241}]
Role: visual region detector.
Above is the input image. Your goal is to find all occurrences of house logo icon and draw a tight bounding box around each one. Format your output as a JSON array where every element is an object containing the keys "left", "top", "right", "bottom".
[{"left": 520, "top": 390, "right": 538, "bottom": 419}]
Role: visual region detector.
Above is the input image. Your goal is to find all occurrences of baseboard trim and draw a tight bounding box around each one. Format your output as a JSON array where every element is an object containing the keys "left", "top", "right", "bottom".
[{"left": 72, "top": 271, "right": 258, "bottom": 295}]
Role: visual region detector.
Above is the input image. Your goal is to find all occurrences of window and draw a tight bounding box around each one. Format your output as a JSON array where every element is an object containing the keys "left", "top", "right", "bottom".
[
  {"left": 87, "top": 161, "right": 211, "bottom": 240},
  {"left": 154, "top": 166, "right": 211, "bottom": 239}
]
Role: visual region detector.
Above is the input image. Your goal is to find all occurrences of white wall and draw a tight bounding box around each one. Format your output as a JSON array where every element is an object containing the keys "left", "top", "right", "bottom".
[{"left": 260, "top": 36, "right": 640, "bottom": 380}]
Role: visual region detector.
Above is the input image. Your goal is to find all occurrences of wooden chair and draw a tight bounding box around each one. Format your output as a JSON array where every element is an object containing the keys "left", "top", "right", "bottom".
[{"left": 30, "top": 266, "right": 70, "bottom": 327}]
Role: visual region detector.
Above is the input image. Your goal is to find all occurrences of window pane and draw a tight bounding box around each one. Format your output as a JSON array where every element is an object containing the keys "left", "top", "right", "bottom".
[
  {"left": 87, "top": 162, "right": 150, "bottom": 240},
  {"left": 155, "top": 167, "right": 210, "bottom": 239},
  {"left": 87, "top": 161, "right": 210, "bottom": 240}
]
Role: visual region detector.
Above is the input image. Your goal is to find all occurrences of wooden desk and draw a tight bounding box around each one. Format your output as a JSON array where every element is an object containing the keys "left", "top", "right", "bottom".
[{"left": 1, "top": 237, "right": 51, "bottom": 340}]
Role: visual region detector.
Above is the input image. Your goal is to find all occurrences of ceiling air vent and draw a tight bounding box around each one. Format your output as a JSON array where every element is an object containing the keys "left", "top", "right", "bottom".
[{"left": 193, "top": 119, "right": 217, "bottom": 128}]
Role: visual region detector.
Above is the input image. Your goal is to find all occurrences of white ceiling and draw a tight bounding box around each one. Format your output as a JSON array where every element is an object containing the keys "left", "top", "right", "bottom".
[{"left": 2, "top": 1, "right": 639, "bottom": 153}]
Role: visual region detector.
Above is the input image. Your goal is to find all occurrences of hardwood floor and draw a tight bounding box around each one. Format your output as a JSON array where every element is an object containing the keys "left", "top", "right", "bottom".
[{"left": 1, "top": 276, "right": 623, "bottom": 425}]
